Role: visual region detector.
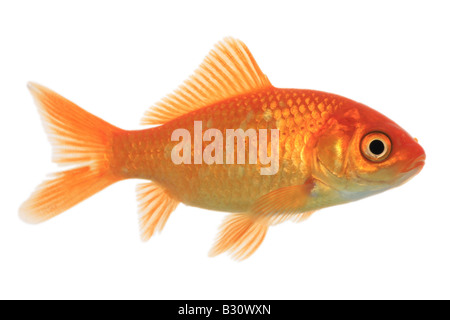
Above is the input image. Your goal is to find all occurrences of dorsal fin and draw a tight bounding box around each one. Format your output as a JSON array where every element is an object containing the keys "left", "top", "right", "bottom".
[{"left": 141, "top": 37, "right": 272, "bottom": 125}]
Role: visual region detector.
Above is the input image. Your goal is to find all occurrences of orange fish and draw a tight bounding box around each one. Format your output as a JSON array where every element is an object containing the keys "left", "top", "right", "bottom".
[{"left": 20, "top": 38, "right": 425, "bottom": 260}]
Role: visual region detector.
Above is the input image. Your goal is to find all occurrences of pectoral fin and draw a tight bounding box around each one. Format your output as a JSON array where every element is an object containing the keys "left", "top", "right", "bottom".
[
  {"left": 251, "top": 179, "right": 315, "bottom": 224},
  {"left": 290, "top": 211, "right": 316, "bottom": 223},
  {"left": 209, "top": 180, "right": 316, "bottom": 260}
]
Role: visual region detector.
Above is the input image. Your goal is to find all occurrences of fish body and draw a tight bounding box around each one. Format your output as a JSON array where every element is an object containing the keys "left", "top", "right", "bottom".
[
  {"left": 21, "top": 38, "right": 425, "bottom": 260},
  {"left": 115, "top": 88, "right": 338, "bottom": 212}
]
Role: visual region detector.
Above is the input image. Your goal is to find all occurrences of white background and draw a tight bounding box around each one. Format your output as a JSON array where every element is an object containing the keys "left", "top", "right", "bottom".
[{"left": 1, "top": 0, "right": 449, "bottom": 300}]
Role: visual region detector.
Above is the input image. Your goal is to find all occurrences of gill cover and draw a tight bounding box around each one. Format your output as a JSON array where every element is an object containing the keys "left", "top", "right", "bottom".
[{"left": 315, "top": 109, "right": 360, "bottom": 179}]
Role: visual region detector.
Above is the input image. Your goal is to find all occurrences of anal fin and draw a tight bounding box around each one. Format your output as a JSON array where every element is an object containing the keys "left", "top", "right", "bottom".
[{"left": 136, "top": 182, "right": 179, "bottom": 241}]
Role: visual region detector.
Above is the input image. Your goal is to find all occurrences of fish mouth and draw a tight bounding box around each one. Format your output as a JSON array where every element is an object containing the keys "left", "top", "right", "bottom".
[{"left": 401, "top": 154, "right": 426, "bottom": 173}]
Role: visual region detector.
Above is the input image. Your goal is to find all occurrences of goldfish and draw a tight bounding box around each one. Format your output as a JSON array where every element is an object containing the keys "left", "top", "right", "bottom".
[{"left": 20, "top": 37, "right": 425, "bottom": 260}]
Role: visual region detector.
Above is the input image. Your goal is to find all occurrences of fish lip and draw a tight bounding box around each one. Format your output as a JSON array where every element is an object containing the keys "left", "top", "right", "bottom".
[{"left": 401, "top": 154, "right": 426, "bottom": 173}]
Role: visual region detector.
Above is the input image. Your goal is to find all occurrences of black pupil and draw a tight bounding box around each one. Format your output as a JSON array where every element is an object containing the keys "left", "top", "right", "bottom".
[{"left": 369, "top": 139, "right": 385, "bottom": 155}]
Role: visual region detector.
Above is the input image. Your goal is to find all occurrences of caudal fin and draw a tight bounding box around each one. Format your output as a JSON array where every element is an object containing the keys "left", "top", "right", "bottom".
[{"left": 20, "top": 83, "right": 122, "bottom": 224}]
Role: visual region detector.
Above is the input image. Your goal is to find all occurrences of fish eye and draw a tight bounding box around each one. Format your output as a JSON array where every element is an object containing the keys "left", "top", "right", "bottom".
[{"left": 361, "top": 132, "right": 391, "bottom": 162}]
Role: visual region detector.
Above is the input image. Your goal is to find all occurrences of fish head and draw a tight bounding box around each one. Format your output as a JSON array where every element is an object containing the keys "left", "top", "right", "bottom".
[{"left": 313, "top": 102, "right": 425, "bottom": 199}]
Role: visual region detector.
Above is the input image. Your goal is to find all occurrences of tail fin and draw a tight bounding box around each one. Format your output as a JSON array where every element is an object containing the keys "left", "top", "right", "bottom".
[{"left": 20, "top": 83, "right": 122, "bottom": 224}]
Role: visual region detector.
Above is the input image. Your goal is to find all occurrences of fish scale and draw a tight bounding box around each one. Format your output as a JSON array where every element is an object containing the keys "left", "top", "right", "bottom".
[{"left": 114, "top": 88, "right": 345, "bottom": 212}]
